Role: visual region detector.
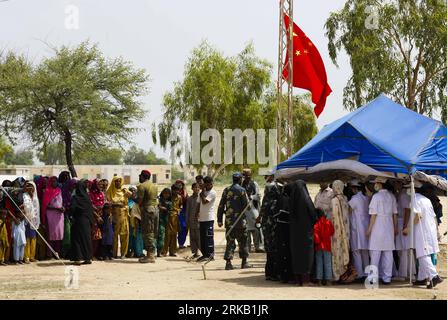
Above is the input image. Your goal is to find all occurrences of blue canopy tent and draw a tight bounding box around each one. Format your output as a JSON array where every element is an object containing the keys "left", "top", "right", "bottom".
[
  {"left": 275, "top": 94, "right": 447, "bottom": 285},
  {"left": 276, "top": 94, "right": 447, "bottom": 180}
]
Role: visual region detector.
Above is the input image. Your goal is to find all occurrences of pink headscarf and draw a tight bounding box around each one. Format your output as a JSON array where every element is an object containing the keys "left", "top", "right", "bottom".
[
  {"left": 41, "top": 176, "right": 62, "bottom": 225},
  {"left": 89, "top": 179, "right": 105, "bottom": 208}
]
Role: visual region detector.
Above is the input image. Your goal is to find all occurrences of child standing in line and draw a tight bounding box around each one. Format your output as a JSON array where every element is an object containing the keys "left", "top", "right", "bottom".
[
  {"left": 162, "top": 184, "right": 182, "bottom": 257},
  {"left": 0, "top": 209, "right": 9, "bottom": 266},
  {"left": 314, "top": 208, "right": 335, "bottom": 286},
  {"left": 185, "top": 183, "right": 200, "bottom": 258},
  {"left": 158, "top": 188, "right": 172, "bottom": 257},
  {"left": 11, "top": 211, "right": 26, "bottom": 264}
]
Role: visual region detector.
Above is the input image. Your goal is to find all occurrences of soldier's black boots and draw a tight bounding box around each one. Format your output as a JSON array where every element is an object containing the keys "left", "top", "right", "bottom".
[
  {"left": 225, "top": 260, "right": 234, "bottom": 270},
  {"left": 241, "top": 258, "right": 252, "bottom": 269}
]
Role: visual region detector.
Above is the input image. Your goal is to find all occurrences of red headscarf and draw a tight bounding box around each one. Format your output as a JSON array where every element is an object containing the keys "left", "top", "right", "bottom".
[
  {"left": 88, "top": 179, "right": 105, "bottom": 208},
  {"left": 41, "top": 176, "right": 62, "bottom": 225}
]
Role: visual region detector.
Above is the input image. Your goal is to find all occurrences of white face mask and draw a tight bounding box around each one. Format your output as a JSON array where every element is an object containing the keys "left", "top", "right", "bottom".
[{"left": 374, "top": 183, "right": 382, "bottom": 192}]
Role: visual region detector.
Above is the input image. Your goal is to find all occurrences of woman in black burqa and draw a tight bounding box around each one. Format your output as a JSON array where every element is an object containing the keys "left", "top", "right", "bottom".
[
  {"left": 288, "top": 179, "right": 318, "bottom": 286},
  {"left": 70, "top": 179, "right": 94, "bottom": 265}
]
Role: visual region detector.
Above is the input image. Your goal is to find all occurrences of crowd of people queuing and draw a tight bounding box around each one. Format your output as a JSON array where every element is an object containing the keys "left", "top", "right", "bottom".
[
  {"left": 259, "top": 174, "right": 444, "bottom": 289},
  {"left": 0, "top": 169, "right": 233, "bottom": 266},
  {"left": 0, "top": 167, "right": 444, "bottom": 290}
]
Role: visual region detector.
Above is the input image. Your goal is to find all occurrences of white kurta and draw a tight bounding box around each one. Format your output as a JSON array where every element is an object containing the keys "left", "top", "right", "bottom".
[
  {"left": 412, "top": 193, "right": 439, "bottom": 259},
  {"left": 368, "top": 189, "right": 397, "bottom": 251},
  {"left": 395, "top": 191, "right": 411, "bottom": 250},
  {"left": 348, "top": 192, "right": 370, "bottom": 250}
]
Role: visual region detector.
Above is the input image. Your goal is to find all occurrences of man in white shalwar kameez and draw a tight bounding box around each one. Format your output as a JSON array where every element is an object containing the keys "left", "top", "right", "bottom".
[
  {"left": 348, "top": 180, "right": 370, "bottom": 280},
  {"left": 408, "top": 183, "right": 443, "bottom": 289},
  {"left": 367, "top": 177, "right": 398, "bottom": 284},
  {"left": 393, "top": 181, "right": 415, "bottom": 280}
]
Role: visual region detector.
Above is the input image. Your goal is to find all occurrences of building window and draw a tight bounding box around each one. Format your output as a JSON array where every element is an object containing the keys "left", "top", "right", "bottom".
[{"left": 165, "top": 174, "right": 169, "bottom": 179}]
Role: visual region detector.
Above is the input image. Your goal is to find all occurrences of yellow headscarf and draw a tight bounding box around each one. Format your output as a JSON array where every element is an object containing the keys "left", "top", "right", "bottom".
[{"left": 106, "top": 176, "right": 124, "bottom": 202}]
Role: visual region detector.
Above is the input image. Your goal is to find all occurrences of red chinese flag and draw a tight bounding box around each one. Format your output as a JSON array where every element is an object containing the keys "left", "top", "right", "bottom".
[{"left": 282, "top": 15, "right": 332, "bottom": 117}]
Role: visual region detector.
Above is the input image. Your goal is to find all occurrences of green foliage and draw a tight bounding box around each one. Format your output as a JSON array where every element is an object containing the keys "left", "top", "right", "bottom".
[
  {"left": 326, "top": 0, "right": 447, "bottom": 119},
  {"left": 37, "top": 143, "right": 65, "bottom": 165},
  {"left": 0, "top": 41, "right": 149, "bottom": 176},
  {"left": 154, "top": 41, "right": 274, "bottom": 175},
  {"left": 0, "top": 137, "right": 13, "bottom": 165},
  {"left": 124, "top": 145, "right": 168, "bottom": 165},
  {"left": 3, "top": 149, "right": 34, "bottom": 165},
  {"left": 77, "top": 147, "right": 123, "bottom": 165}
]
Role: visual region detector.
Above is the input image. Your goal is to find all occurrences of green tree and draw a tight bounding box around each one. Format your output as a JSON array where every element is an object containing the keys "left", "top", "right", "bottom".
[
  {"left": 263, "top": 92, "right": 318, "bottom": 162},
  {"left": 0, "top": 41, "right": 149, "bottom": 177},
  {"left": 0, "top": 137, "right": 13, "bottom": 165},
  {"left": 77, "top": 147, "right": 123, "bottom": 165},
  {"left": 153, "top": 41, "right": 272, "bottom": 176},
  {"left": 3, "top": 149, "right": 34, "bottom": 165},
  {"left": 124, "top": 146, "right": 168, "bottom": 165},
  {"left": 37, "top": 143, "right": 66, "bottom": 165},
  {"left": 326, "top": 0, "right": 447, "bottom": 119}
]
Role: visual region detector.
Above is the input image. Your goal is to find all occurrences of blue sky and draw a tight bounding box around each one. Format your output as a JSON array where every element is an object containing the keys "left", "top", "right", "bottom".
[{"left": 0, "top": 0, "right": 351, "bottom": 160}]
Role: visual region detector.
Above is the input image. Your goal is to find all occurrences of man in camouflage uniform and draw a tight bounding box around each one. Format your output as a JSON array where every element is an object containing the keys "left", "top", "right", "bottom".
[
  {"left": 257, "top": 172, "right": 282, "bottom": 280},
  {"left": 217, "top": 172, "right": 250, "bottom": 270},
  {"left": 137, "top": 170, "right": 159, "bottom": 264}
]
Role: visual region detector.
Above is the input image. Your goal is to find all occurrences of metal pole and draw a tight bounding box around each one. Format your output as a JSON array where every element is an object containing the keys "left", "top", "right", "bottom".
[
  {"left": 409, "top": 175, "right": 415, "bottom": 284},
  {"left": 277, "top": 0, "right": 285, "bottom": 164},
  {"left": 277, "top": 0, "right": 294, "bottom": 160},
  {"left": 287, "top": 1, "right": 294, "bottom": 158}
]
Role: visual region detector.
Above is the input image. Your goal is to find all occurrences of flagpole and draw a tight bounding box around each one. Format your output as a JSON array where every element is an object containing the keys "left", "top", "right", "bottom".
[
  {"left": 277, "top": 0, "right": 294, "bottom": 163},
  {"left": 287, "top": 1, "right": 294, "bottom": 158}
]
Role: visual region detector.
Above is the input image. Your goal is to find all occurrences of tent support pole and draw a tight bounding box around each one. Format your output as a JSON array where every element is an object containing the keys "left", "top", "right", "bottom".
[{"left": 409, "top": 175, "right": 415, "bottom": 285}]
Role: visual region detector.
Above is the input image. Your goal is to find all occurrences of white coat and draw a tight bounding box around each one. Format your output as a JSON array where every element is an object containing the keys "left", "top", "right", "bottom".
[
  {"left": 348, "top": 191, "right": 370, "bottom": 250},
  {"left": 395, "top": 191, "right": 411, "bottom": 250},
  {"left": 368, "top": 189, "right": 397, "bottom": 251},
  {"left": 412, "top": 193, "right": 439, "bottom": 259}
]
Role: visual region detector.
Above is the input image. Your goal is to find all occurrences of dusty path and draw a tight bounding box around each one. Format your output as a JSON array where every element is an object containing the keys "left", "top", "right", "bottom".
[{"left": 0, "top": 184, "right": 446, "bottom": 300}]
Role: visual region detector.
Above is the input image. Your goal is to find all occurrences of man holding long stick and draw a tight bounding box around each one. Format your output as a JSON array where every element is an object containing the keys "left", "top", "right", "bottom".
[{"left": 218, "top": 172, "right": 251, "bottom": 271}]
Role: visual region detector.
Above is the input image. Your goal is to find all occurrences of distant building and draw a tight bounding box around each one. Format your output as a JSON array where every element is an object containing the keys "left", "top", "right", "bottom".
[
  {"left": 179, "top": 165, "right": 208, "bottom": 182},
  {"left": 0, "top": 165, "right": 173, "bottom": 185}
]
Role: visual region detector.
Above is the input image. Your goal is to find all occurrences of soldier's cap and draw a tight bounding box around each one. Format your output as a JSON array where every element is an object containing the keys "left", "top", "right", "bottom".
[{"left": 233, "top": 172, "right": 243, "bottom": 179}]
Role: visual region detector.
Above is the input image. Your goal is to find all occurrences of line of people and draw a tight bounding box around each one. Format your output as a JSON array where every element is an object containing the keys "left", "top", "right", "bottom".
[
  {"left": 259, "top": 175, "right": 444, "bottom": 289},
  {"left": 0, "top": 170, "right": 256, "bottom": 267}
]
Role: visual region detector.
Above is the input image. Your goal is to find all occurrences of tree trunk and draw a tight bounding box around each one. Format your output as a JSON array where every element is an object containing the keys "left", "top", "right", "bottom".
[{"left": 64, "top": 129, "right": 77, "bottom": 178}]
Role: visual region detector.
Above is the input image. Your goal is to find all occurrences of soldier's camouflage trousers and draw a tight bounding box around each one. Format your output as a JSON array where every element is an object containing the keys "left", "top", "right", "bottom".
[
  {"left": 224, "top": 227, "right": 249, "bottom": 261},
  {"left": 141, "top": 206, "right": 159, "bottom": 256}
]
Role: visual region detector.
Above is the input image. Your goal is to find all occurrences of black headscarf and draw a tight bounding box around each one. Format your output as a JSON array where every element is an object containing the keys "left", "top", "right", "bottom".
[{"left": 70, "top": 179, "right": 93, "bottom": 221}]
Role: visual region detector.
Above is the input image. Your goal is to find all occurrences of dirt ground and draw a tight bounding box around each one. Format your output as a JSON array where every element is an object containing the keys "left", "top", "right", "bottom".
[{"left": 0, "top": 184, "right": 446, "bottom": 300}]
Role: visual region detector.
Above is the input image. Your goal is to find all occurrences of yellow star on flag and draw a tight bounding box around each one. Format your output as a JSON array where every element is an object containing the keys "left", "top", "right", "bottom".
[
  {"left": 296, "top": 50, "right": 301, "bottom": 56},
  {"left": 293, "top": 32, "right": 298, "bottom": 37}
]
